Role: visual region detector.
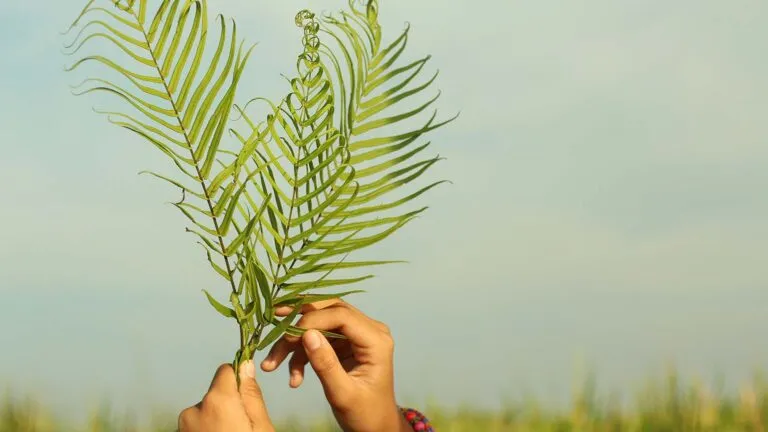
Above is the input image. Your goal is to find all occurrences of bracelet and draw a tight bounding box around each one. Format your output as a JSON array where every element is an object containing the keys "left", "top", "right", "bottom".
[{"left": 399, "top": 407, "right": 435, "bottom": 431}]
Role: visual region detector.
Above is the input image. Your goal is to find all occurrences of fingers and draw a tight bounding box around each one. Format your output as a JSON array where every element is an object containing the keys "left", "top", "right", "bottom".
[
  {"left": 295, "top": 305, "right": 380, "bottom": 346},
  {"left": 263, "top": 301, "right": 348, "bottom": 371},
  {"left": 207, "top": 363, "right": 239, "bottom": 396},
  {"left": 238, "top": 360, "right": 273, "bottom": 427},
  {"left": 177, "top": 406, "right": 199, "bottom": 431},
  {"left": 302, "top": 329, "right": 353, "bottom": 406},
  {"left": 262, "top": 305, "right": 378, "bottom": 372},
  {"left": 261, "top": 333, "right": 301, "bottom": 372},
  {"left": 288, "top": 349, "right": 308, "bottom": 388},
  {"left": 285, "top": 339, "right": 355, "bottom": 388},
  {"left": 274, "top": 298, "right": 344, "bottom": 316},
  {"left": 178, "top": 364, "right": 244, "bottom": 431}
]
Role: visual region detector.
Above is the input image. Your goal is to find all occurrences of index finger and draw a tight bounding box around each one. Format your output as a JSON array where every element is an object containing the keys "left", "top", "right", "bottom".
[
  {"left": 292, "top": 305, "right": 380, "bottom": 347},
  {"left": 261, "top": 303, "right": 383, "bottom": 373},
  {"left": 274, "top": 297, "right": 345, "bottom": 316},
  {"left": 207, "top": 364, "right": 239, "bottom": 395}
]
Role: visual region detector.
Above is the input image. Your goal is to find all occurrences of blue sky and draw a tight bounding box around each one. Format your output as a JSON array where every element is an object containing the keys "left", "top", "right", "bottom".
[{"left": 1, "top": 0, "right": 768, "bottom": 424}]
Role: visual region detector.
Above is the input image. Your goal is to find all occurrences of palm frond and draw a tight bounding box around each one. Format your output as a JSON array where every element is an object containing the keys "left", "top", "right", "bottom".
[
  {"left": 63, "top": 0, "right": 275, "bottom": 366},
  {"left": 229, "top": 10, "right": 381, "bottom": 340},
  {"left": 229, "top": 1, "right": 456, "bottom": 320},
  {"left": 313, "top": 0, "right": 457, "bottom": 254}
]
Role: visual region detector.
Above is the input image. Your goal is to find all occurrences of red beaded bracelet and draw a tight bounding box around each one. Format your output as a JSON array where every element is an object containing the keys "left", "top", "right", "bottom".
[{"left": 399, "top": 407, "right": 435, "bottom": 431}]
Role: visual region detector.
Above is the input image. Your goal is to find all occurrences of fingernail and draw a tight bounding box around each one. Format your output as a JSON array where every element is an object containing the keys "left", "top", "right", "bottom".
[
  {"left": 241, "top": 360, "right": 255, "bottom": 378},
  {"left": 304, "top": 330, "right": 321, "bottom": 351}
]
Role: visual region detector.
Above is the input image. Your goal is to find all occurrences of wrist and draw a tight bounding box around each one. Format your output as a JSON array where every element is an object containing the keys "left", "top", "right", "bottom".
[
  {"left": 395, "top": 409, "right": 413, "bottom": 432},
  {"left": 380, "top": 405, "right": 412, "bottom": 432}
]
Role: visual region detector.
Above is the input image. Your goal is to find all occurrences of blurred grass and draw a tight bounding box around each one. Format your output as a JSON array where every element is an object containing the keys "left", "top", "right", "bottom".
[{"left": 1, "top": 371, "right": 766, "bottom": 431}]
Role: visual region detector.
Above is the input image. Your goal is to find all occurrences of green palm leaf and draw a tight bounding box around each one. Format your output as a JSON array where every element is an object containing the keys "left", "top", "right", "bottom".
[
  {"left": 229, "top": 2, "right": 456, "bottom": 319},
  {"left": 311, "top": 0, "right": 457, "bottom": 257},
  {"left": 229, "top": 11, "right": 377, "bottom": 330},
  {"left": 63, "top": 0, "right": 277, "bottom": 369}
]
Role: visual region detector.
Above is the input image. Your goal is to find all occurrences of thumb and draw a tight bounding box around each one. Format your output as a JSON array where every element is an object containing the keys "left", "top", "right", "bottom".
[
  {"left": 238, "top": 360, "right": 273, "bottom": 429},
  {"left": 302, "top": 330, "right": 354, "bottom": 406}
]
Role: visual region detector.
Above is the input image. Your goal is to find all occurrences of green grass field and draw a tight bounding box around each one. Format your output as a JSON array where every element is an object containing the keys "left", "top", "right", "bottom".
[{"left": 2, "top": 371, "right": 766, "bottom": 431}]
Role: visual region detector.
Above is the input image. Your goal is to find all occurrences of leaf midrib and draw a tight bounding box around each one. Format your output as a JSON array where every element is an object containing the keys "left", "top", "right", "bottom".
[{"left": 127, "top": 6, "right": 240, "bottom": 299}]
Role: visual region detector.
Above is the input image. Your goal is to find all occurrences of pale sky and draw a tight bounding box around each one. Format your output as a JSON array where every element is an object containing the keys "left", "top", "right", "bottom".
[{"left": 1, "top": 0, "right": 767, "bottom": 425}]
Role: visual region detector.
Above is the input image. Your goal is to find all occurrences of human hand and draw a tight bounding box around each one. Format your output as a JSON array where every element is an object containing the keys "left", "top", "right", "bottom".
[
  {"left": 260, "top": 299, "right": 411, "bottom": 432},
  {"left": 178, "top": 361, "right": 275, "bottom": 432}
]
